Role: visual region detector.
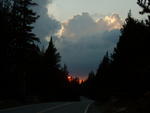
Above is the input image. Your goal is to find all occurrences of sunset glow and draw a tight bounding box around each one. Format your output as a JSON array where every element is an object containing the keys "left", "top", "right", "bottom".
[
  {"left": 2, "top": 0, "right": 149, "bottom": 111},
  {"left": 105, "top": 16, "right": 116, "bottom": 24},
  {"left": 104, "top": 15, "right": 123, "bottom": 30},
  {"left": 67, "top": 75, "right": 85, "bottom": 84},
  {"left": 67, "top": 75, "right": 73, "bottom": 82},
  {"left": 79, "top": 79, "right": 84, "bottom": 84},
  {"left": 57, "top": 25, "right": 65, "bottom": 37}
]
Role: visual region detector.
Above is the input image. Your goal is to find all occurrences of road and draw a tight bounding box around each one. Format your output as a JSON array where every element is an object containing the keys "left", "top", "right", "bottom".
[{"left": 0, "top": 99, "right": 93, "bottom": 113}]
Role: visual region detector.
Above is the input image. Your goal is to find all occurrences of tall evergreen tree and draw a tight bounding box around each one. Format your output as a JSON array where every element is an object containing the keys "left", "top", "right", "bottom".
[
  {"left": 62, "top": 64, "right": 69, "bottom": 76},
  {"left": 96, "top": 52, "right": 110, "bottom": 79},
  {"left": 0, "top": 0, "right": 72, "bottom": 102},
  {"left": 0, "top": 0, "right": 14, "bottom": 99},
  {"left": 108, "top": 11, "right": 150, "bottom": 96},
  {"left": 11, "top": 0, "right": 39, "bottom": 48},
  {"left": 8, "top": 0, "right": 40, "bottom": 98},
  {"left": 45, "top": 37, "right": 61, "bottom": 69},
  {"left": 88, "top": 10, "right": 150, "bottom": 100},
  {"left": 93, "top": 52, "right": 111, "bottom": 99}
]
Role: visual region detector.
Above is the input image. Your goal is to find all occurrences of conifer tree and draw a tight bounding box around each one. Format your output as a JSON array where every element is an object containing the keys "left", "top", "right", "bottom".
[
  {"left": 137, "top": 0, "right": 150, "bottom": 14},
  {"left": 110, "top": 11, "right": 150, "bottom": 95},
  {"left": 0, "top": 0, "right": 14, "bottom": 99},
  {"left": 45, "top": 37, "right": 61, "bottom": 69},
  {"left": 9, "top": 0, "right": 40, "bottom": 98},
  {"left": 137, "top": 0, "right": 150, "bottom": 26},
  {"left": 62, "top": 64, "right": 69, "bottom": 76},
  {"left": 96, "top": 52, "right": 110, "bottom": 79}
]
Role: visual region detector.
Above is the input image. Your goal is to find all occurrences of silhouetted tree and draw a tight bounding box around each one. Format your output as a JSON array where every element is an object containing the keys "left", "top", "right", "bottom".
[
  {"left": 44, "top": 37, "right": 61, "bottom": 69},
  {"left": 111, "top": 11, "right": 150, "bottom": 95},
  {"left": 137, "top": 0, "right": 150, "bottom": 14},
  {"left": 96, "top": 52, "right": 110, "bottom": 79},
  {"left": 62, "top": 64, "right": 69, "bottom": 76},
  {"left": 36, "top": 37, "right": 69, "bottom": 101},
  {"left": 86, "top": 10, "right": 150, "bottom": 100},
  {"left": 69, "top": 77, "right": 80, "bottom": 100},
  {"left": 85, "top": 71, "right": 96, "bottom": 98},
  {"left": 85, "top": 52, "right": 112, "bottom": 100},
  {"left": 0, "top": 0, "right": 14, "bottom": 99},
  {"left": 0, "top": 0, "right": 40, "bottom": 100},
  {"left": 0, "top": 0, "right": 78, "bottom": 103},
  {"left": 10, "top": 0, "right": 40, "bottom": 99},
  {"left": 137, "top": 0, "right": 150, "bottom": 26},
  {"left": 94, "top": 52, "right": 112, "bottom": 98},
  {"left": 11, "top": 0, "right": 39, "bottom": 46}
]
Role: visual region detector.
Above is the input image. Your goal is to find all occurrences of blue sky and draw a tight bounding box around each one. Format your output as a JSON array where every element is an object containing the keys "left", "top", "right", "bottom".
[{"left": 47, "top": 0, "right": 142, "bottom": 22}]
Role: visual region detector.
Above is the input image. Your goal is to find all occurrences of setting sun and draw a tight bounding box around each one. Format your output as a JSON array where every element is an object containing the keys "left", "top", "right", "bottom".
[{"left": 67, "top": 75, "right": 73, "bottom": 82}]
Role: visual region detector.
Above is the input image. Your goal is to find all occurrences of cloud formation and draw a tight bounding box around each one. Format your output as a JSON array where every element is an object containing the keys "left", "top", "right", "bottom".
[
  {"left": 32, "top": 1, "right": 123, "bottom": 77},
  {"left": 33, "top": 0, "right": 61, "bottom": 44},
  {"left": 55, "top": 13, "right": 122, "bottom": 77},
  {"left": 56, "top": 30, "right": 120, "bottom": 77},
  {"left": 57, "top": 13, "right": 122, "bottom": 39}
]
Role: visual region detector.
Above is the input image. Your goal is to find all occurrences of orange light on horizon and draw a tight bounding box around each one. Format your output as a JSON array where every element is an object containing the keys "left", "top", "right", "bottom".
[
  {"left": 79, "top": 79, "right": 84, "bottom": 84},
  {"left": 67, "top": 75, "right": 73, "bottom": 82},
  {"left": 67, "top": 75, "right": 86, "bottom": 84}
]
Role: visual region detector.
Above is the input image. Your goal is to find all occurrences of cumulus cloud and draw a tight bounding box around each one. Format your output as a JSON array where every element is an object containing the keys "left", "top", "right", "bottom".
[
  {"left": 99, "top": 14, "right": 123, "bottom": 30},
  {"left": 32, "top": 1, "right": 123, "bottom": 77},
  {"left": 32, "top": 0, "right": 61, "bottom": 44},
  {"left": 57, "top": 13, "right": 123, "bottom": 39},
  {"left": 55, "top": 13, "right": 122, "bottom": 77},
  {"left": 58, "top": 13, "right": 99, "bottom": 39}
]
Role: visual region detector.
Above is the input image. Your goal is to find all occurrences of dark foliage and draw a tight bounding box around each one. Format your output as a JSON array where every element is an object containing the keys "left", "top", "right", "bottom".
[
  {"left": 137, "top": 0, "right": 150, "bottom": 26},
  {"left": 0, "top": 0, "right": 80, "bottom": 103},
  {"left": 84, "top": 1, "right": 150, "bottom": 100}
]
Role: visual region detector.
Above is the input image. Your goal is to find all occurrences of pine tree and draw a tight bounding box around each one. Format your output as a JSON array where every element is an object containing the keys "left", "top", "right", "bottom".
[
  {"left": 137, "top": 0, "right": 150, "bottom": 14},
  {"left": 96, "top": 52, "right": 110, "bottom": 79},
  {"left": 45, "top": 37, "right": 61, "bottom": 69},
  {"left": 91, "top": 11, "right": 150, "bottom": 99},
  {"left": 93, "top": 52, "right": 111, "bottom": 98},
  {"left": 8, "top": 0, "right": 40, "bottom": 98},
  {"left": 137, "top": 0, "right": 150, "bottom": 26},
  {"left": 0, "top": 0, "right": 14, "bottom": 99},
  {"left": 38, "top": 37, "right": 61, "bottom": 98},
  {"left": 9, "top": 0, "right": 39, "bottom": 52},
  {"left": 110, "top": 11, "right": 150, "bottom": 95},
  {"left": 62, "top": 64, "right": 69, "bottom": 76}
]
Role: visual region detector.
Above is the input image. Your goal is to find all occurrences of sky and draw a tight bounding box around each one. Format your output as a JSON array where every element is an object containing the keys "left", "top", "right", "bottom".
[
  {"left": 33, "top": 0, "right": 144, "bottom": 79},
  {"left": 47, "top": 0, "right": 141, "bottom": 21}
]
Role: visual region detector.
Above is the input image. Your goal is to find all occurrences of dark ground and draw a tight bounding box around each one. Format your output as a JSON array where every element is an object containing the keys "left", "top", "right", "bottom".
[{"left": 88, "top": 92, "right": 150, "bottom": 113}]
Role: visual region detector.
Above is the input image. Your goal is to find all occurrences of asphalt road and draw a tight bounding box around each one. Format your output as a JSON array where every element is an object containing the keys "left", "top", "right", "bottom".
[{"left": 0, "top": 99, "right": 93, "bottom": 113}]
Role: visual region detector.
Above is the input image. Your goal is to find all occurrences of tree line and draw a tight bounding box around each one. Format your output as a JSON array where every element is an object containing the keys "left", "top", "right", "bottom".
[
  {"left": 0, "top": 0, "right": 80, "bottom": 103},
  {"left": 1, "top": 0, "right": 150, "bottom": 104},
  {"left": 83, "top": 0, "right": 150, "bottom": 100}
]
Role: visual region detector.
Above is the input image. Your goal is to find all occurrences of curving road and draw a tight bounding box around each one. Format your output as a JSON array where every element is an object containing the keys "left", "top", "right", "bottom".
[{"left": 0, "top": 99, "right": 93, "bottom": 113}]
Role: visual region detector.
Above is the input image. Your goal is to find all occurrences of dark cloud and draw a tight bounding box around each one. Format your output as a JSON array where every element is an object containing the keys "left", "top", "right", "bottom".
[
  {"left": 32, "top": 3, "right": 122, "bottom": 77},
  {"left": 56, "top": 30, "right": 120, "bottom": 77},
  {"left": 33, "top": 0, "right": 61, "bottom": 45},
  {"left": 55, "top": 13, "right": 122, "bottom": 77}
]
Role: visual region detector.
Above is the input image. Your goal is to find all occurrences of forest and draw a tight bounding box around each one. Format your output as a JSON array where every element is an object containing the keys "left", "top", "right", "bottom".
[
  {"left": 83, "top": 0, "right": 150, "bottom": 100},
  {"left": 0, "top": 0, "right": 80, "bottom": 103},
  {"left": 0, "top": 0, "right": 150, "bottom": 109}
]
